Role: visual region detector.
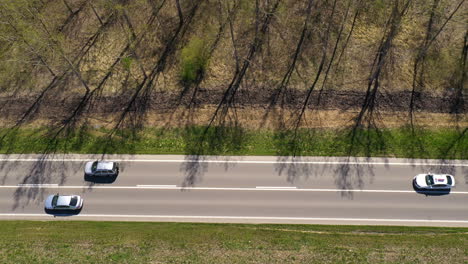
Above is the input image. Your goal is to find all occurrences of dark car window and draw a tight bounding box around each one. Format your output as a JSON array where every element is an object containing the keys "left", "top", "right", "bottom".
[
  {"left": 52, "top": 195, "right": 59, "bottom": 206},
  {"left": 70, "top": 197, "right": 78, "bottom": 206},
  {"left": 446, "top": 176, "right": 452, "bottom": 185},
  {"left": 425, "top": 175, "right": 434, "bottom": 186},
  {"left": 91, "top": 161, "right": 98, "bottom": 172}
]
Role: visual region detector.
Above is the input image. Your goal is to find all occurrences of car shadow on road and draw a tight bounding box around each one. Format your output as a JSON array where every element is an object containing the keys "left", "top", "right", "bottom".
[
  {"left": 84, "top": 174, "right": 118, "bottom": 184},
  {"left": 44, "top": 207, "right": 82, "bottom": 216},
  {"left": 412, "top": 180, "right": 451, "bottom": 196}
]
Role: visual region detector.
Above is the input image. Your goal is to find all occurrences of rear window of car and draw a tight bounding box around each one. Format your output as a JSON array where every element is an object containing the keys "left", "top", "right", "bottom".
[
  {"left": 70, "top": 197, "right": 78, "bottom": 206},
  {"left": 425, "top": 175, "right": 434, "bottom": 185},
  {"left": 446, "top": 176, "right": 452, "bottom": 185},
  {"left": 91, "top": 161, "right": 98, "bottom": 172}
]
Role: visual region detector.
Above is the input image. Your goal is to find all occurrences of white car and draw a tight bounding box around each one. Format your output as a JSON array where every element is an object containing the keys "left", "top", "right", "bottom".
[
  {"left": 45, "top": 194, "right": 83, "bottom": 210},
  {"left": 413, "top": 173, "right": 455, "bottom": 190},
  {"left": 84, "top": 161, "right": 119, "bottom": 177}
]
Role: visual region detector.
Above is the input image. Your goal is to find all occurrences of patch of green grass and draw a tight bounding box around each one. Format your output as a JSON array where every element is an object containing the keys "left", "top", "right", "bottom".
[
  {"left": 180, "top": 37, "right": 210, "bottom": 85},
  {"left": 0, "top": 126, "right": 465, "bottom": 159},
  {"left": 0, "top": 221, "right": 466, "bottom": 263},
  {"left": 121, "top": 56, "right": 133, "bottom": 71}
]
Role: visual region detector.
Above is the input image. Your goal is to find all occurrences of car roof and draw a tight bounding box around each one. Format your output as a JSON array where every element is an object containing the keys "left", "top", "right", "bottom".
[
  {"left": 432, "top": 174, "right": 448, "bottom": 185},
  {"left": 56, "top": 196, "right": 73, "bottom": 206},
  {"left": 420, "top": 173, "right": 453, "bottom": 185},
  {"left": 96, "top": 161, "right": 114, "bottom": 170}
]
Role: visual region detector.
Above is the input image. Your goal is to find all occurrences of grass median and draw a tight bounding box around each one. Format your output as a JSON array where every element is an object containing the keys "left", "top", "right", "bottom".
[
  {"left": 0, "top": 126, "right": 466, "bottom": 159},
  {"left": 1, "top": 221, "right": 466, "bottom": 263}
]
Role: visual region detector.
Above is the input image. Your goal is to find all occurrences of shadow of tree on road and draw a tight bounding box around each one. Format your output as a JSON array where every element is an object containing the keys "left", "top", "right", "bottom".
[
  {"left": 180, "top": 125, "right": 248, "bottom": 187},
  {"left": 10, "top": 153, "right": 81, "bottom": 210},
  {"left": 0, "top": 125, "right": 137, "bottom": 210}
]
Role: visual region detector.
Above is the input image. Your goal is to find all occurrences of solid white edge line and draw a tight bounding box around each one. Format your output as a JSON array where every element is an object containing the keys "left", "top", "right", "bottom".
[
  {"left": 17, "top": 184, "right": 59, "bottom": 187},
  {"left": 0, "top": 158, "right": 466, "bottom": 166},
  {"left": 256, "top": 186, "right": 297, "bottom": 189},
  {"left": 1, "top": 185, "right": 468, "bottom": 194},
  {"left": 137, "top": 184, "right": 177, "bottom": 189},
  {"left": 0, "top": 213, "right": 467, "bottom": 223}
]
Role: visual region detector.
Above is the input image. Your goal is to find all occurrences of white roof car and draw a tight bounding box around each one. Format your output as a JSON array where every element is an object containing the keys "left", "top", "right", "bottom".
[
  {"left": 84, "top": 161, "right": 119, "bottom": 177},
  {"left": 45, "top": 194, "right": 83, "bottom": 210},
  {"left": 413, "top": 173, "right": 455, "bottom": 190}
]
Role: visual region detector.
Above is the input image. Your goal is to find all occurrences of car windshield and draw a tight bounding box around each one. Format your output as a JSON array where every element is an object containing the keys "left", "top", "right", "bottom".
[
  {"left": 91, "top": 161, "right": 98, "bottom": 172},
  {"left": 446, "top": 176, "right": 452, "bottom": 185},
  {"left": 51, "top": 195, "right": 59, "bottom": 206},
  {"left": 425, "top": 175, "right": 434, "bottom": 186},
  {"left": 70, "top": 196, "right": 78, "bottom": 206}
]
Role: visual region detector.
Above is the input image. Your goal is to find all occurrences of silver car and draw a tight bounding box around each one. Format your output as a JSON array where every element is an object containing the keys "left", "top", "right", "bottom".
[
  {"left": 84, "top": 161, "right": 119, "bottom": 177},
  {"left": 45, "top": 194, "right": 83, "bottom": 210},
  {"left": 413, "top": 173, "right": 455, "bottom": 190}
]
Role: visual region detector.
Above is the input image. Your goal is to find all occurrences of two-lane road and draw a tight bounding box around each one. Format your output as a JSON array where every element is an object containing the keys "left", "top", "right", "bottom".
[{"left": 0, "top": 155, "right": 467, "bottom": 226}]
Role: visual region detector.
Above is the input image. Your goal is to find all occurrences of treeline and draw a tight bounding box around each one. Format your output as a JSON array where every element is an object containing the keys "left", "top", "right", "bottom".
[
  {"left": 0, "top": 0, "right": 466, "bottom": 128},
  {"left": 1, "top": 0, "right": 465, "bottom": 92},
  {"left": 0, "top": 0, "right": 466, "bottom": 158}
]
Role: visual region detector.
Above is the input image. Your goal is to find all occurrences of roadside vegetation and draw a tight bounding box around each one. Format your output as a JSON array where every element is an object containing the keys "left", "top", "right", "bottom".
[
  {"left": 1, "top": 221, "right": 466, "bottom": 263},
  {"left": 0, "top": 126, "right": 465, "bottom": 159},
  {"left": 0, "top": 0, "right": 466, "bottom": 158}
]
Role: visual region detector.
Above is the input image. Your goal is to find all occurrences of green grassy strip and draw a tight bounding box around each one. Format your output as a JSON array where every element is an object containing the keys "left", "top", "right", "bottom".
[
  {"left": 1, "top": 221, "right": 466, "bottom": 263},
  {"left": 0, "top": 126, "right": 466, "bottom": 159}
]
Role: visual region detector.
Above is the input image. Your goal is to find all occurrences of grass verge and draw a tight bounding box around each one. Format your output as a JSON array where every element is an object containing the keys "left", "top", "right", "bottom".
[
  {"left": 1, "top": 221, "right": 466, "bottom": 263},
  {"left": 0, "top": 126, "right": 466, "bottom": 159}
]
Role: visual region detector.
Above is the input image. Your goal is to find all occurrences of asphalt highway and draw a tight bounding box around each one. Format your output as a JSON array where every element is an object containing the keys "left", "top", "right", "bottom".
[{"left": 0, "top": 154, "right": 467, "bottom": 226}]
